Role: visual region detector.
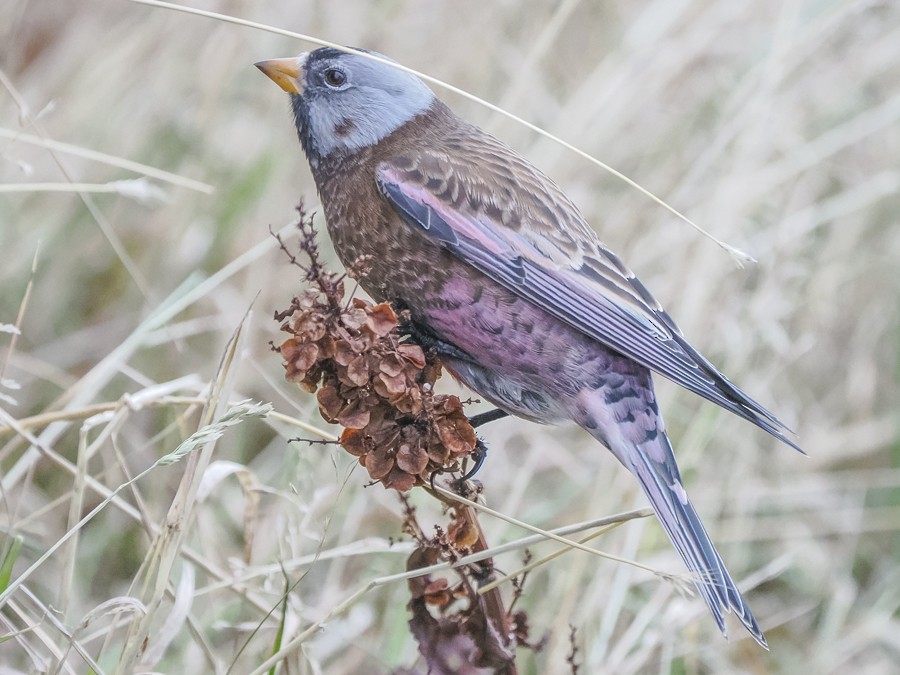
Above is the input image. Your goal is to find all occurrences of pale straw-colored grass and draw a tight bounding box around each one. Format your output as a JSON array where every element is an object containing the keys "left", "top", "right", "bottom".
[{"left": 1, "top": 0, "right": 898, "bottom": 672}]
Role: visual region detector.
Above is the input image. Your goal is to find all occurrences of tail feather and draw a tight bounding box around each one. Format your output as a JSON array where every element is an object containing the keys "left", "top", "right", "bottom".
[{"left": 624, "top": 433, "right": 768, "bottom": 648}]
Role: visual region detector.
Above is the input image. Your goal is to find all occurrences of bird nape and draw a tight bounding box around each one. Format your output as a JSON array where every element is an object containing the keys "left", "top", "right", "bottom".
[{"left": 257, "top": 47, "right": 801, "bottom": 649}]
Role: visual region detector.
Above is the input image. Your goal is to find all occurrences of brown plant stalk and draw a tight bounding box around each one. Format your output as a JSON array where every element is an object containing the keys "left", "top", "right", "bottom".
[{"left": 272, "top": 203, "right": 539, "bottom": 673}]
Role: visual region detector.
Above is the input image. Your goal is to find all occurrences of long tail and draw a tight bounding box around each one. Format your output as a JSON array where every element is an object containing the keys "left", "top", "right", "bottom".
[{"left": 612, "top": 431, "right": 767, "bottom": 648}]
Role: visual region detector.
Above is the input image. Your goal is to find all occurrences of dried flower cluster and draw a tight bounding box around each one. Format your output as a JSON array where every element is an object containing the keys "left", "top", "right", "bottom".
[
  {"left": 273, "top": 205, "right": 539, "bottom": 673},
  {"left": 273, "top": 206, "right": 477, "bottom": 491}
]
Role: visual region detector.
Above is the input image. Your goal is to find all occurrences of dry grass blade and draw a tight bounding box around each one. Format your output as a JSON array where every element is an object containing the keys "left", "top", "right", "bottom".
[
  {"left": 0, "top": 244, "right": 37, "bottom": 410},
  {"left": 3, "top": 1, "right": 898, "bottom": 671},
  {"left": 0, "top": 396, "right": 332, "bottom": 440},
  {"left": 0, "top": 179, "right": 169, "bottom": 206},
  {"left": 430, "top": 485, "right": 666, "bottom": 577},
  {"left": 477, "top": 522, "right": 632, "bottom": 595},
  {"left": 0, "top": 127, "right": 214, "bottom": 193},
  {"left": 114, "top": 310, "right": 259, "bottom": 672}
]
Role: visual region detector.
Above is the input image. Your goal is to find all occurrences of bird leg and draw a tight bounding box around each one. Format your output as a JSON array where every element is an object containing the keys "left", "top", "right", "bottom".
[{"left": 468, "top": 408, "right": 509, "bottom": 428}]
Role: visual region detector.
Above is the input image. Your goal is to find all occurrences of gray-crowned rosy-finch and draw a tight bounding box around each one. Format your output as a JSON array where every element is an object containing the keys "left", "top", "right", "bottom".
[{"left": 257, "top": 47, "right": 800, "bottom": 648}]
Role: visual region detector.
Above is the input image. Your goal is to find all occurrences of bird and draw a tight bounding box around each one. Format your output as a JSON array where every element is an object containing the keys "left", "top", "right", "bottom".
[{"left": 256, "top": 47, "right": 800, "bottom": 648}]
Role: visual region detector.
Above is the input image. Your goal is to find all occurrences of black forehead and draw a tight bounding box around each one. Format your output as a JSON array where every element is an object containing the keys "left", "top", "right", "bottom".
[{"left": 307, "top": 47, "right": 371, "bottom": 68}]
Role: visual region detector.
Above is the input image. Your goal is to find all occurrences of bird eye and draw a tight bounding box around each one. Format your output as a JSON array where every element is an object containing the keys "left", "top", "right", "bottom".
[{"left": 323, "top": 68, "right": 347, "bottom": 88}]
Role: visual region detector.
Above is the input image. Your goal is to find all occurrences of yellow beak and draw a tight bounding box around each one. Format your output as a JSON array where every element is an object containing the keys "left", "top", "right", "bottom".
[{"left": 255, "top": 55, "right": 307, "bottom": 95}]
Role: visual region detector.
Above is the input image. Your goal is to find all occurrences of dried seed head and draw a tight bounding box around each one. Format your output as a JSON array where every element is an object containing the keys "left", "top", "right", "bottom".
[{"left": 275, "top": 211, "right": 476, "bottom": 490}]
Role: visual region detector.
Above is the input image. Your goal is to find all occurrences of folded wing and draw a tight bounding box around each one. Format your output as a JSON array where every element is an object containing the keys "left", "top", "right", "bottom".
[{"left": 376, "top": 158, "right": 800, "bottom": 452}]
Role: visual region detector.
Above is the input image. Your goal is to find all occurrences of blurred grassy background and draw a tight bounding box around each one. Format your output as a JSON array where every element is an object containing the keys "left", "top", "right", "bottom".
[{"left": 1, "top": 0, "right": 899, "bottom": 672}]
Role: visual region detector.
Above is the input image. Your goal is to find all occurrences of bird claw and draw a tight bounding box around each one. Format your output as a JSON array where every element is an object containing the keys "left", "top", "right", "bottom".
[
  {"left": 428, "top": 437, "right": 489, "bottom": 490},
  {"left": 460, "top": 438, "right": 489, "bottom": 481}
]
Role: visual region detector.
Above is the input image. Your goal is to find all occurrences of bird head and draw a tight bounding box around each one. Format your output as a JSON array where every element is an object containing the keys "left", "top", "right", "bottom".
[{"left": 256, "top": 48, "right": 435, "bottom": 164}]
